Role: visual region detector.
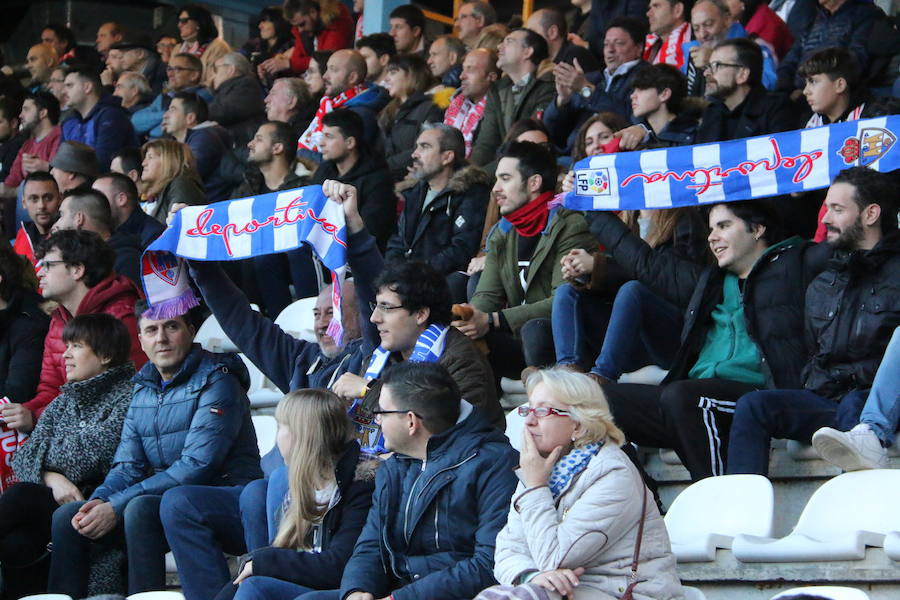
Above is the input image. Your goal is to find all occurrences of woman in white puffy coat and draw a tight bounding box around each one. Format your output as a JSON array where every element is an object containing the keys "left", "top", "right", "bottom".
[{"left": 491, "top": 368, "right": 684, "bottom": 600}]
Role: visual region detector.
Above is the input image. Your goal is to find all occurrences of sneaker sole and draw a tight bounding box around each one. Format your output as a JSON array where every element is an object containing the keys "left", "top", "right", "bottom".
[{"left": 812, "top": 431, "right": 881, "bottom": 471}]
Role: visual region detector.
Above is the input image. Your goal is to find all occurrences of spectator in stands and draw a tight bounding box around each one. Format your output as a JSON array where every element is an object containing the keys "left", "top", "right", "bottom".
[
  {"left": 0, "top": 91, "right": 62, "bottom": 197},
  {"left": 727, "top": 167, "right": 899, "bottom": 476},
  {"left": 140, "top": 139, "right": 204, "bottom": 223},
  {"left": 776, "top": 0, "right": 882, "bottom": 92},
  {"left": 304, "top": 50, "right": 334, "bottom": 98},
  {"left": 456, "top": 141, "right": 594, "bottom": 381},
  {"left": 156, "top": 34, "right": 179, "bottom": 65},
  {"left": 386, "top": 123, "right": 488, "bottom": 277},
  {"left": 470, "top": 29, "right": 555, "bottom": 168},
  {"left": 800, "top": 47, "right": 869, "bottom": 127},
  {"left": 61, "top": 67, "right": 137, "bottom": 169},
  {"left": 241, "top": 6, "right": 294, "bottom": 76},
  {"left": 622, "top": 63, "right": 699, "bottom": 148},
  {"left": 208, "top": 52, "right": 266, "bottom": 161},
  {"left": 444, "top": 48, "right": 499, "bottom": 158},
  {"left": 162, "top": 92, "right": 234, "bottom": 203},
  {"left": 264, "top": 77, "right": 315, "bottom": 139},
  {"left": 2, "top": 314, "right": 132, "bottom": 599},
  {"left": 322, "top": 179, "right": 505, "bottom": 433},
  {"left": 768, "top": 0, "right": 818, "bottom": 40},
  {"left": 567, "top": 0, "right": 593, "bottom": 47},
  {"left": 379, "top": 54, "right": 443, "bottom": 181},
  {"left": 544, "top": 16, "right": 649, "bottom": 155},
  {"left": 644, "top": 0, "right": 693, "bottom": 68},
  {"left": 296, "top": 361, "right": 518, "bottom": 600},
  {"left": 49, "top": 141, "right": 100, "bottom": 193},
  {"left": 683, "top": 0, "right": 777, "bottom": 95},
  {"left": 52, "top": 187, "right": 143, "bottom": 285},
  {"left": 729, "top": 0, "right": 796, "bottom": 60},
  {"left": 93, "top": 172, "right": 164, "bottom": 248},
  {"left": 48, "top": 302, "right": 262, "bottom": 597},
  {"left": 132, "top": 52, "right": 212, "bottom": 140},
  {"left": 0, "top": 97, "right": 25, "bottom": 183},
  {"left": 310, "top": 109, "right": 394, "bottom": 251},
  {"left": 45, "top": 66, "right": 68, "bottom": 111},
  {"left": 25, "top": 44, "right": 58, "bottom": 93},
  {"left": 813, "top": 326, "right": 900, "bottom": 471},
  {"left": 110, "top": 147, "right": 142, "bottom": 183},
  {"left": 41, "top": 24, "right": 76, "bottom": 63},
  {"left": 356, "top": 33, "right": 395, "bottom": 87},
  {"left": 427, "top": 35, "right": 466, "bottom": 91},
  {"left": 169, "top": 389, "right": 378, "bottom": 600},
  {"left": 488, "top": 367, "right": 683, "bottom": 600},
  {"left": 586, "top": 0, "right": 649, "bottom": 60},
  {"left": 109, "top": 34, "right": 168, "bottom": 96},
  {"left": 298, "top": 50, "right": 389, "bottom": 157},
  {"left": 526, "top": 7, "right": 601, "bottom": 71},
  {"left": 12, "top": 172, "right": 61, "bottom": 264},
  {"left": 389, "top": 4, "right": 427, "bottom": 56},
  {"left": 585, "top": 200, "right": 831, "bottom": 481},
  {"left": 177, "top": 3, "right": 232, "bottom": 89},
  {"left": 0, "top": 244, "right": 48, "bottom": 405},
  {"left": 2, "top": 230, "right": 145, "bottom": 435},
  {"left": 113, "top": 72, "right": 153, "bottom": 114},
  {"left": 694, "top": 38, "right": 795, "bottom": 143},
  {"left": 456, "top": 0, "right": 498, "bottom": 49},
  {"left": 96, "top": 22, "right": 124, "bottom": 58},
  {"left": 263, "top": 0, "right": 353, "bottom": 77}
]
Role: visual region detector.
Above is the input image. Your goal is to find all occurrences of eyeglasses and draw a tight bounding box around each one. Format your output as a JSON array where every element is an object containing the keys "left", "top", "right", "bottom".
[
  {"left": 517, "top": 406, "right": 572, "bottom": 419},
  {"left": 372, "top": 409, "right": 424, "bottom": 419},
  {"left": 369, "top": 301, "right": 406, "bottom": 314},
  {"left": 157, "top": 42, "right": 176, "bottom": 50},
  {"left": 37, "top": 259, "right": 67, "bottom": 271},
  {"left": 704, "top": 61, "right": 744, "bottom": 74},
  {"left": 166, "top": 66, "right": 199, "bottom": 72}
]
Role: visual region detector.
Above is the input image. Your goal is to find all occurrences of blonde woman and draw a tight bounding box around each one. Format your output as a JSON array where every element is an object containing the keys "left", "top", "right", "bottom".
[
  {"left": 488, "top": 368, "right": 683, "bottom": 600},
  {"left": 140, "top": 139, "right": 205, "bottom": 223},
  {"left": 212, "top": 390, "right": 378, "bottom": 600}
]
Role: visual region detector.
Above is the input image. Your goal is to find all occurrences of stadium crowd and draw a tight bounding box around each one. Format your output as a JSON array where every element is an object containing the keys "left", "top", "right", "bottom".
[{"left": 0, "top": 0, "right": 897, "bottom": 598}]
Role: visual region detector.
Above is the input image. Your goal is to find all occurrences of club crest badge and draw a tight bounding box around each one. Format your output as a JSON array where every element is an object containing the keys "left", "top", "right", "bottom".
[
  {"left": 837, "top": 128, "right": 895, "bottom": 166},
  {"left": 145, "top": 253, "right": 179, "bottom": 286}
]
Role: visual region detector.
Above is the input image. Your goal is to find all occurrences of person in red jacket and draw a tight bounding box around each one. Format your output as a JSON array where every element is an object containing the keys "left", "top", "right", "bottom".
[
  {"left": 259, "top": 0, "right": 353, "bottom": 78},
  {"left": 0, "top": 230, "right": 146, "bottom": 433}
]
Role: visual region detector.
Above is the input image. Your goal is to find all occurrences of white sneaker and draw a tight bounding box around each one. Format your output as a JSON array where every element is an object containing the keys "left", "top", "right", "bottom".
[{"left": 812, "top": 423, "right": 888, "bottom": 471}]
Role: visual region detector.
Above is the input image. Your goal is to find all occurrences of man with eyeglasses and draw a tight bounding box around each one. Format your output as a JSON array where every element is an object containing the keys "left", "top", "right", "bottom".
[
  {"left": 296, "top": 361, "right": 518, "bottom": 600},
  {"left": 456, "top": 0, "right": 497, "bottom": 49},
  {"left": 695, "top": 38, "right": 795, "bottom": 143},
  {"left": 132, "top": 52, "right": 212, "bottom": 140},
  {"left": 1, "top": 229, "right": 144, "bottom": 435}
]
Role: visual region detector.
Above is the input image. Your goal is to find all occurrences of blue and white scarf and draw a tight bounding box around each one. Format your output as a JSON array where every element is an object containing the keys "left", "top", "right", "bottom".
[
  {"left": 548, "top": 442, "right": 602, "bottom": 499},
  {"left": 363, "top": 323, "right": 449, "bottom": 381},
  {"left": 141, "top": 185, "right": 348, "bottom": 343},
  {"left": 566, "top": 117, "right": 899, "bottom": 212}
]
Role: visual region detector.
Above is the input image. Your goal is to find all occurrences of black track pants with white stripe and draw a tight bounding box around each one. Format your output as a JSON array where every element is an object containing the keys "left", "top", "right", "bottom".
[{"left": 601, "top": 378, "right": 760, "bottom": 481}]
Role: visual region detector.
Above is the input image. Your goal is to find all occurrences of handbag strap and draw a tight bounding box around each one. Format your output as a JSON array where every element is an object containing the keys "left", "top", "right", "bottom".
[{"left": 629, "top": 483, "right": 649, "bottom": 582}]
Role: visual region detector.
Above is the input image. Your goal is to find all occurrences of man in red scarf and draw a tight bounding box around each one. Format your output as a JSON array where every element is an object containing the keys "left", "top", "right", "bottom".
[{"left": 454, "top": 141, "right": 594, "bottom": 383}]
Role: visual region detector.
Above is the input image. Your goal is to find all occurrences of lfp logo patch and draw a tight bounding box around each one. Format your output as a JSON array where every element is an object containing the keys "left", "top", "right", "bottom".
[{"left": 576, "top": 168, "right": 611, "bottom": 196}]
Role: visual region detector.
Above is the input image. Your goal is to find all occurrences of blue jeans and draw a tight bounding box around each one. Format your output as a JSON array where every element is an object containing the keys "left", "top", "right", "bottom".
[
  {"left": 239, "top": 479, "right": 270, "bottom": 550},
  {"left": 727, "top": 389, "right": 867, "bottom": 475},
  {"left": 551, "top": 283, "right": 612, "bottom": 367},
  {"left": 233, "top": 576, "right": 312, "bottom": 600},
  {"left": 860, "top": 326, "right": 900, "bottom": 445},
  {"left": 49, "top": 495, "right": 167, "bottom": 597},
  {"left": 161, "top": 486, "right": 248, "bottom": 600},
  {"left": 592, "top": 281, "right": 682, "bottom": 380},
  {"left": 296, "top": 590, "right": 341, "bottom": 600}
]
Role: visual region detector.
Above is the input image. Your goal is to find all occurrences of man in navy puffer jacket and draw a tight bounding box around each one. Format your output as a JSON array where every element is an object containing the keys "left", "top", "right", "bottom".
[{"left": 48, "top": 303, "right": 262, "bottom": 598}]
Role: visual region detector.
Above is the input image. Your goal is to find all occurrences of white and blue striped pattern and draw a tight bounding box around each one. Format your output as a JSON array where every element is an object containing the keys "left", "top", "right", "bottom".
[{"left": 566, "top": 117, "right": 899, "bottom": 211}]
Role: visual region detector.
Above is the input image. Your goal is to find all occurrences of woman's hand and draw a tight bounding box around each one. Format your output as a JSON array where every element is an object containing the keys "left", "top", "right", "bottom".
[
  {"left": 466, "top": 255, "right": 486, "bottom": 275},
  {"left": 234, "top": 560, "right": 253, "bottom": 584},
  {"left": 532, "top": 567, "right": 586, "bottom": 598},
  {"left": 258, "top": 54, "right": 290, "bottom": 77},
  {"left": 561, "top": 170, "right": 575, "bottom": 194},
  {"left": 43, "top": 471, "right": 85, "bottom": 505},
  {"left": 520, "top": 427, "right": 564, "bottom": 489},
  {"left": 560, "top": 249, "right": 594, "bottom": 280},
  {"left": 167, "top": 202, "right": 188, "bottom": 225}
]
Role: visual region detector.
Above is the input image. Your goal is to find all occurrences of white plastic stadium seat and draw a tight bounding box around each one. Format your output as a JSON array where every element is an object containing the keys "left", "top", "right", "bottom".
[
  {"left": 505, "top": 408, "right": 525, "bottom": 452},
  {"left": 682, "top": 587, "right": 708, "bottom": 600},
  {"left": 883, "top": 531, "right": 900, "bottom": 561},
  {"left": 274, "top": 296, "right": 318, "bottom": 343},
  {"left": 165, "top": 551, "right": 177, "bottom": 573},
  {"left": 20, "top": 595, "right": 73, "bottom": 600},
  {"left": 195, "top": 304, "right": 260, "bottom": 353},
  {"left": 237, "top": 353, "right": 284, "bottom": 409},
  {"left": 252, "top": 415, "right": 278, "bottom": 456},
  {"left": 771, "top": 586, "right": 870, "bottom": 600},
  {"left": 733, "top": 470, "right": 900, "bottom": 562},
  {"left": 665, "top": 475, "right": 774, "bottom": 562},
  {"left": 127, "top": 592, "right": 186, "bottom": 600}
]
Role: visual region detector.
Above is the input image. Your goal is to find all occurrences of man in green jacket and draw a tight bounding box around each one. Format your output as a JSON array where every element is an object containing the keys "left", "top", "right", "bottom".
[
  {"left": 455, "top": 141, "right": 594, "bottom": 381},
  {"left": 469, "top": 29, "right": 556, "bottom": 170}
]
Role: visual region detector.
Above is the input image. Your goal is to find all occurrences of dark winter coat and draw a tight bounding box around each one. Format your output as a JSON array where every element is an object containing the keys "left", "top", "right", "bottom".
[
  {"left": 383, "top": 93, "right": 445, "bottom": 181},
  {"left": 61, "top": 95, "right": 137, "bottom": 169},
  {"left": 207, "top": 74, "right": 266, "bottom": 158},
  {"left": 695, "top": 86, "right": 796, "bottom": 144},
  {"left": 386, "top": 165, "right": 490, "bottom": 274},
  {"left": 116, "top": 207, "right": 165, "bottom": 249},
  {"left": 0, "top": 289, "right": 49, "bottom": 404}
]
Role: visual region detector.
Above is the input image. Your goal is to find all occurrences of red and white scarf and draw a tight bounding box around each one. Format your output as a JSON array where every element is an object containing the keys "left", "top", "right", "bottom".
[
  {"left": 443, "top": 93, "right": 488, "bottom": 158},
  {"left": 298, "top": 84, "right": 367, "bottom": 152},
  {"left": 805, "top": 103, "right": 865, "bottom": 128},
  {"left": 355, "top": 15, "right": 364, "bottom": 41},
  {"left": 643, "top": 22, "right": 692, "bottom": 69}
]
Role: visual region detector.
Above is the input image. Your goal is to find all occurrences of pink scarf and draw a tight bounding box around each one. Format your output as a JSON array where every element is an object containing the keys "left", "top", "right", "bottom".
[
  {"left": 643, "top": 22, "right": 692, "bottom": 69},
  {"left": 298, "top": 84, "right": 367, "bottom": 152},
  {"left": 443, "top": 93, "right": 488, "bottom": 158}
]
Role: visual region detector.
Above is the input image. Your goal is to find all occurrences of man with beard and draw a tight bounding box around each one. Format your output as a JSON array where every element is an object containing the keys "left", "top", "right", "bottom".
[
  {"left": 12, "top": 171, "right": 61, "bottom": 264},
  {"left": 695, "top": 38, "right": 795, "bottom": 143},
  {"left": 727, "top": 167, "right": 900, "bottom": 476},
  {"left": 1, "top": 92, "right": 61, "bottom": 201},
  {"left": 385, "top": 123, "right": 489, "bottom": 276},
  {"left": 132, "top": 53, "right": 212, "bottom": 140}
]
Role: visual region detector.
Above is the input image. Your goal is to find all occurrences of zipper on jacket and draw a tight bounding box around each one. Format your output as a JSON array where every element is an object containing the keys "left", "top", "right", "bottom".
[
  {"left": 404, "top": 452, "right": 478, "bottom": 544},
  {"left": 403, "top": 459, "right": 427, "bottom": 543}
]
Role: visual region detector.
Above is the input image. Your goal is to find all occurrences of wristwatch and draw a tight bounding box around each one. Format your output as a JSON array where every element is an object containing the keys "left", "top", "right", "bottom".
[{"left": 580, "top": 85, "right": 593, "bottom": 98}]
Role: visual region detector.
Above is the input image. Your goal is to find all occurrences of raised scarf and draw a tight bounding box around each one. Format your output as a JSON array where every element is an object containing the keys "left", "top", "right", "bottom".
[
  {"left": 643, "top": 21, "right": 692, "bottom": 69},
  {"left": 444, "top": 93, "right": 488, "bottom": 158},
  {"left": 298, "top": 84, "right": 368, "bottom": 152},
  {"left": 548, "top": 442, "right": 602, "bottom": 498},
  {"left": 505, "top": 191, "right": 554, "bottom": 237}
]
